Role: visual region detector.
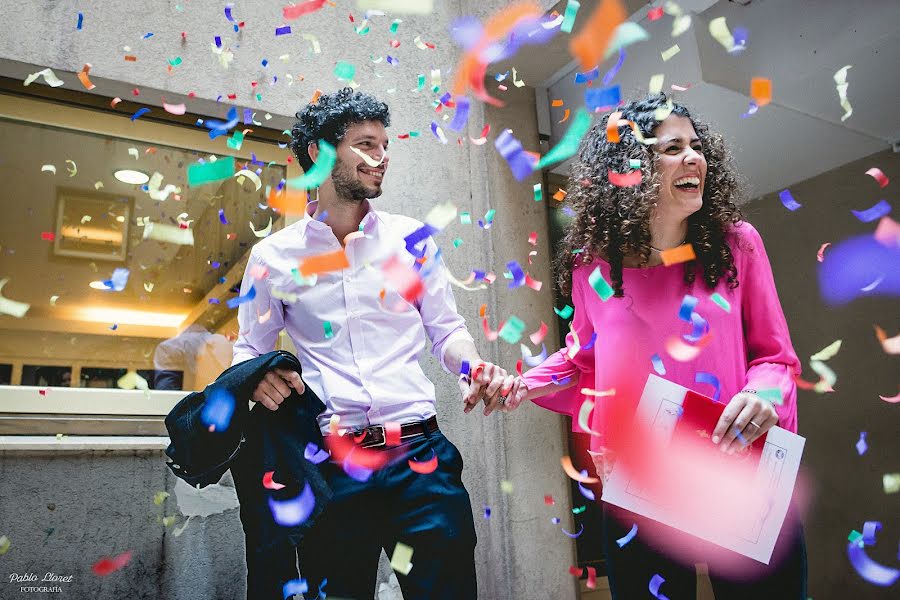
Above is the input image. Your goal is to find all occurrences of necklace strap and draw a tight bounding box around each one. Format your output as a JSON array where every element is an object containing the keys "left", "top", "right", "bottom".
[{"left": 650, "top": 239, "right": 686, "bottom": 252}]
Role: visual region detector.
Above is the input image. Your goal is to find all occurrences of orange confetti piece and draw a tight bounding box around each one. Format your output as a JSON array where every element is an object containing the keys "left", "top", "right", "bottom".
[
  {"left": 874, "top": 325, "right": 900, "bottom": 354},
  {"left": 659, "top": 243, "right": 696, "bottom": 266},
  {"left": 299, "top": 249, "right": 349, "bottom": 277},
  {"left": 606, "top": 110, "right": 622, "bottom": 143},
  {"left": 558, "top": 108, "right": 571, "bottom": 124},
  {"left": 310, "top": 89, "right": 322, "bottom": 104},
  {"left": 408, "top": 452, "right": 439, "bottom": 474},
  {"left": 77, "top": 64, "right": 95, "bottom": 90},
  {"left": 110, "top": 97, "right": 122, "bottom": 108},
  {"left": 553, "top": 189, "right": 567, "bottom": 201},
  {"left": 569, "top": 0, "right": 626, "bottom": 71},
  {"left": 551, "top": 99, "right": 564, "bottom": 107},
  {"left": 750, "top": 77, "right": 772, "bottom": 107},
  {"left": 124, "top": 55, "right": 137, "bottom": 62},
  {"left": 267, "top": 187, "right": 308, "bottom": 215},
  {"left": 561, "top": 455, "right": 598, "bottom": 483}
]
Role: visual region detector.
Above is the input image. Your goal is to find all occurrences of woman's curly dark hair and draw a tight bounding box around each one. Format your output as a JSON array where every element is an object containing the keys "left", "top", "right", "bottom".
[
  {"left": 290, "top": 87, "right": 391, "bottom": 172},
  {"left": 556, "top": 94, "right": 744, "bottom": 298}
]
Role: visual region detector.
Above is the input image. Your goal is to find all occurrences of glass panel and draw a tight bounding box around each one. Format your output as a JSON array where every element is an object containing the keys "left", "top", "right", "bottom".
[
  {"left": 0, "top": 102, "right": 287, "bottom": 395},
  {"left": 21, "top": 365, "right": 73, "bottom": 387}
]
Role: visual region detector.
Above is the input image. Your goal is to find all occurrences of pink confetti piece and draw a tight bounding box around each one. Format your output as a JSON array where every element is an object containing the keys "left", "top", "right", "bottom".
[
  {"left": 816, "top": 242, "right": 831, "bottom": 262},
  {"left": 865, "top": 167, "right": 889, "bottom": 188}
]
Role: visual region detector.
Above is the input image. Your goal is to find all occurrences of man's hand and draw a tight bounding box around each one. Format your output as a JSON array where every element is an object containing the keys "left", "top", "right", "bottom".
[
  {"left": 501, "top": 376, "right": 529, "bottom": 412},
  {"left": 461, "top": 362, "right": 514, "bottom": 416},
  {"left": 711, "top": 390, "right": 778, "bottom": 453},
  {"left": 252, "top": 368, "right": 305, "bottom": 411}
]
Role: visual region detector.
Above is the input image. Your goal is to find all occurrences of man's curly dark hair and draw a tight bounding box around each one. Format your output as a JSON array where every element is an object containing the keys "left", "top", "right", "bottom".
[
  {"left": 556, "top": 94, "right": 744, "bottom": 298},
  {"left": 290, "top": 87, "right": 391, "bottom": 172}
]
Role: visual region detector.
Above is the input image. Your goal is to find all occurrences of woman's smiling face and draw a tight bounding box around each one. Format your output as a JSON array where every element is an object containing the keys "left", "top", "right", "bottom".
[{"left": 652, "top": 115, "right": 708, "bottom": 219}]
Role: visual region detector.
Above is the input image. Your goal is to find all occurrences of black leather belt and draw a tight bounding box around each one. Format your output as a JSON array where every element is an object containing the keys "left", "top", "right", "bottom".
[{"left": 342, "top": 416, "right": 439, "bottom": 449}]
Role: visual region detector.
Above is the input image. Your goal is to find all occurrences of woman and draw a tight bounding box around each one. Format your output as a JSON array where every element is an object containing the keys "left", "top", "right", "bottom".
[{"left": 506, "top": 95, "right": 807, "bottom": 598}]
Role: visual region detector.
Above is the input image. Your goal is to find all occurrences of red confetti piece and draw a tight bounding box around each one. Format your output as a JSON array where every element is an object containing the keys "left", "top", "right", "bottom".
[
  {"left": 262, "top": 471, "right": 286, "bottom": 490},
  {"left": 124, "top": 55, "right": 137, "bottom": 62},
  {"left": 408, "top": 451, "right": 439, "bottom": 474},
  {"left": 608, "top": 169, "right": 641, "bottom": 187},
  {"left": 528, "top": 231, "right": 538, "bottom": 246},
  {"left": 515, "top": 359, "right": 523, "bottom": 376},
  {"left": 544, "top": 495, "right": 555, "bottom": 505},
  {"left": 131, "top": 88, "right": 140, "bottom": 96},
  {"left": 282, "top": 0, "right": 327, "bottom": 20},
  {"left": 865, "top": 167, "right": 889, "bottom": 188},
  {"left": 586, "top": 566, "right": 597, "bottom": 589},
  {"left": 92, "top": 550, "right": 133, "bottom": 576},
  {"left": 39, "top": 389, "right": 47, "bottom": 396},
  {"left": 529, "top": 322, "right": 548, "bottom": 345},
  {"left": 40, "top": 232, "right": 55, "bottom": 241},
  {"left": 569, "top": 566, "right": 584, "bottom": 577},
  {"left": 648, "top": 7, "right": 664, "bottom": 20},
  {"left": 110, "top": 97, "right": 122, "bottom": 108},
  {"left": 384, "top": 422, "right": 401, "bottom": 447}
]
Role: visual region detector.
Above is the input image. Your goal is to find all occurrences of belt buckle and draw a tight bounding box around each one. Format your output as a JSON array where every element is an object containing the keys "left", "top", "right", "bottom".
[{"left": 364, "top": 424, "right": 386, "bottom": 448}]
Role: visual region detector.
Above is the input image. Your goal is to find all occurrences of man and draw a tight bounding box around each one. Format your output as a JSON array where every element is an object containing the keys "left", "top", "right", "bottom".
[{"left": 232, "top": 88, "right": 517, "bottom": 599}]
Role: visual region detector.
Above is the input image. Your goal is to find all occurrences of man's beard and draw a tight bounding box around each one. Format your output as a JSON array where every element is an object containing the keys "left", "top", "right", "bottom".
[{"left": 331, "top": 157, "right": 381, "bottom": 201}]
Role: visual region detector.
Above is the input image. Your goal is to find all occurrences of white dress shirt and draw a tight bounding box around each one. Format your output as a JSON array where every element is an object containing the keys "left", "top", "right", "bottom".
[{"left": 232, "top": 200, "right": 475, "bottom": 433}]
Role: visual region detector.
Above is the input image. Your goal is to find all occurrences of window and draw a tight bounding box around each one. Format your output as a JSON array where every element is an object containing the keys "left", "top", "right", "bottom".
[{"left": 0, "top": 79, "right": 299, "bottom": 434}]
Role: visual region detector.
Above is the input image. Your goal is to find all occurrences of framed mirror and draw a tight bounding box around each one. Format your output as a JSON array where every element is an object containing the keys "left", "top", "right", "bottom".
[{"left": 53, "top": 188, "right": 132, "bottom": 262}]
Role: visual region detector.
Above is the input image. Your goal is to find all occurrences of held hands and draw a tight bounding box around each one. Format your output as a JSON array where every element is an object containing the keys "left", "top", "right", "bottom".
[
  {"left": 251, "top": 368, "right": 305, "bottom": 411},
  {"left": 459, "top": 362, "right": 530, "bottom": 416},
  {"left": 711, "top": 390, "right": 778, "bottom": 453}
]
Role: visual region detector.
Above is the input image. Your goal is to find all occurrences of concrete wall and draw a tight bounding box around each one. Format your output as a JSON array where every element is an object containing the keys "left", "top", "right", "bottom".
[
  {"left": 745, "top": 148, "right": 899, "bottom": 599},
  {"left": 0, "top": 1, "right": 576, "bottom": 599}
]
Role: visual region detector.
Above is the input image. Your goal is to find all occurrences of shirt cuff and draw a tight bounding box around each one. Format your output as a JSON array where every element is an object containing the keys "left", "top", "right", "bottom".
[{"left": 437, "top": 329, "right": 476, "bottom": 374}]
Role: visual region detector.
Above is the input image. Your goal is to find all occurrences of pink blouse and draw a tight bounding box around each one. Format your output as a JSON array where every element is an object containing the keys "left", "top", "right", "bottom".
[{"left": 522, "top": 222, "right": 801, "bottom": 452}]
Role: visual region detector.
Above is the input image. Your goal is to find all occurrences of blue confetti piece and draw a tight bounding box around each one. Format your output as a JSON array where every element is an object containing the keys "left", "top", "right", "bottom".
[
  {"left": 483, "top": 506, "right": 491, "bottom": 519},
  {"left": 733, "top": 427, "right": 748, "bottom": 446},
  {"left": 76, "top": 12, "right": 84, "bottom": 30},
  {"left": 616, "top": 523, "right": 638, "bottom": 547},
  {"left": 695, "top": 372, "right": 721, "bottom": 401},
  {"left": 214, "top": 36, "right": 222, "bottom": 48},
  {"left": 574, "top": 66, "right": 600, "bottom": 84},
  {"left": 602, "top": 49, "right": 626, "bottom": 85},
  {"left": 585, "top": 85, "right": 621, "bottom": 111},
  {"left": 507, "top": 261, "right": 526, "bottom": 288},
  {"left": 649, "top": 574, "right": 670, "bottom": 600},
  {"left": 779, "top": 189, "right": 802, "bottom": 211},
  {"left": 201, "top": 388, "right": 236, "bottom": 432},
  {"left": 227, "top": 284, "right": 256, "bottom": 309},
  {"left": 282, "top": 579, "right": 308, "bottom": 599},
  {"left": 678, "top": 295, "right": 698, "bottom": 322},
  {"left": 651, "top": 354, "right": 666, "bottom": 375},
  {"left": 275, "top": 25, "right": 292, "bottom": 36},
  {"left": 855, "top": 432, "right": 867, "bottom": 456},
  {"left": 142, "top": 32, "right": 154, "bottom": 39},
  {"left": 851, "top": 199, "right": 891, "bottom": 223},
  {"left": 582, "top": 332, "right": 598, "bottom": 350},
  {"left": 130, "top": 107, "right": 151, "bottom": 121},
  {"left": 218, "top": 208, "right": 229, "bottom": 225},
  {"left": 460, "top": 360, "right": 471, "bottom": 376}
]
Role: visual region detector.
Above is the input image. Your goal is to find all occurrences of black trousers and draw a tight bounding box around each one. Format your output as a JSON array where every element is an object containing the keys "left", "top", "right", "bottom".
[
  {"left": 247, "top": 429, "right": 478, "bottom": 600},
  {"left": 601, "top": 503, "right": 807, "bottom": 600}
]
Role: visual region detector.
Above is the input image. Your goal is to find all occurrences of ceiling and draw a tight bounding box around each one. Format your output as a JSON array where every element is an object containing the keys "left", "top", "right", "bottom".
[{"left": 518, "top": 0, "right": 899, "bottom": 198}]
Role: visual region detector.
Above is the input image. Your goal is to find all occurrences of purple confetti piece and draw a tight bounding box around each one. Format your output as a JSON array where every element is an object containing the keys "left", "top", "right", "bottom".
[
  {"left": 494, "top": 129, "right": 536, "bottom": 181},
  {"left": 404, "top": 224, "right": 438, "bottom": 259},
  {"left": 574, "top": 66, "right": 600, "bottom": 84},
  {"left": 678, "top": 294, "right": 698, "bottom": 321},
  {"left": 507, "top": 261, "right": 526, "bottom": 288},
  {"left": 602, "top": 49, "right": 626, "bottom": 86},
  {"left": 851, "top": 199, "right": 891, "bottom": 223},
  {"left": 439, "top": 92, "right": 452, "bottom": 106},
  {"left": 430, "top": 121, "right": 448, "bottom": 144},
  {"left": 695, "top": 372, "right": 721, "bottom": 401},
  {"left": 212, "top": 261, "right": 221, "bottom": 269},
  {"left": 483, "top": 505, "right": 491, "bottom": 519},
  {"left": 551, "top": 517, "right": 561, "bottom": 524},
  {"left": 282, "top": 579, "right": 308, "bottom": 599},
  {"left": 386, "top": 55, "right": 398, "bottom": 66},
  {"left": 817, "top": 234, "right": 900, "bottom": 304},
  {"left": 740, "top": 101, "right": 759, "bottom": 118},
  {"left": 585, "top": 85, "right": 621, "bottom": 111},
  {"left": 730, "top": 27, "right": 749, "bottom": 52},
  {"left": 448, "top": 96, "right": 471, "bottom": 132},
  {"left": 342, "top": 448, "right": 373, "bottom": 482},
  {"left": 460, "top": 360, "right": 471, "bottom": 376},
  {"left": 304, "top": 442, "right": 330, "bottom": 465},
  {"left": 651, "top": 353, "right": 666, "bottom": 375},
  {"left": 862, "top": 521, "right": 881, "bottom": 546},
  {"left": 561, "top": 524, "right": 585, "bottom": 538},
  {"left": 523, "top": 344, "right": 548, "bottom": 367},
  {"left": 208, "top": 298, "right": 220, "bottom": 305},
  {"left": 649, "top": 574, "right": 670, "bottom": 600},
  {"left": 779, "top": 189, "right": 802, "bottom": 211},
  {"left": 552, "top": 374, "right": 572, "bottom": 385},
  {"left": 227, "top": 284, "right": 256, "bottom": 308},
  {"left": 616, "top": 523, "right": 638, "bottom": 547},
  {"left": 201, "top": 388, "right": 236, "bottom": 432},
  {"left": 276, "top": 178, "right": 286, "bottom": 191},
  {"left": 472, "top": 270, "right": 486, "bottom": 281},
  {"left": 582, "top": 332, "right": 597, "bottom": 350},
  {"left": 243, "top": 108, "right": 252, "bottom": 125},
  {"left": 855, "top": 432, "right": 867, "bottom": 456},
  {"left": 577, "top": 481, "right": 595, "bottom": 501},
  {"left": 218, "top": 208, "right": 229, "bottom": 225},
  {"left": 130, "top": 107, "right": 151, "bottom": 121},
  {"left": 683, "top": 312, "right": 709, "bottom": 343},
  {"left": 268, "top": 482, "right": 316, "bottom": 527},
  {"left": 275, "top": 25, "right": 292, "bottom": 36},
  {"left": 76, "top": 12, "right": 83, "bottom": 30},
  {"left": 847, "top": 541, "right": 899, "bottom": 587}
]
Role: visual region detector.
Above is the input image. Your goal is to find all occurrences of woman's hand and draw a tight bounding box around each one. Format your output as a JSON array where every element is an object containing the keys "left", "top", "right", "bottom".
[
  {"left": 499, "top": 376, "right": 530, "bottom": 412},
  {"left": 712, "top": 390, "right": 778, "bottom": 453}
]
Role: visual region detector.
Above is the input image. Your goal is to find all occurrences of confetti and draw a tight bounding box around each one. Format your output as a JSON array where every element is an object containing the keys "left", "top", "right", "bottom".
[
  {"left": 846, "top": 532, "right": 899, "bottom": 586},
  {"left": 561, "top": 524, "right": 585, "bottom": 538},
  {"left": 569, "top": 0, "right": 626, "bottom": 71},
  {"left": 585, "top": 85, "right": 621, "bottom": 111},
  {"left": 262, "top": 471, "right": 287, "bottom": 491},
  {"left": 666, "top": 334, "right": 711, "bottom": 362},
  {"left": 24, "top": 68, "right": 64, "bottom": 87},
  {"left": 268, "top": 483, "right": 316, "bottom": 526},
  {"left": 883, "top": 473, "right": 900, "bottom": 494},
  {"left": 750, "top": 77, "right": 772, "bottom": 107},
  {"left": 560, "top": 0, "right": 580, "bottom": 33},
  {"left": 779, "top": 189, "right": 802, "bottom": 211},
  {"left": 864, "top": 167, "right": 889, "bottom": 188},
  {"left": 810, "top": 339, "right": 842, "bottom": 361},
  {"left": 323, "top": 321, "right": 334, "bottom": 339},
  {"left": 357, "top": 0, "right": 434, "bottom": 14},
  {"left": 187, "top": 156, "right": 235, "bottom": 186},
  {"left": 588, "top": 266, "right": 614, "bottom": 301},
  {"left": 283, "top": 0, "right": 327, "bottom": 19},
  {"left": 283, "top": 579, "right": 309, "bottom": 598},
  {"left": 608, "top": 169, "right": 641, "bottom": 187},
  {"left": 649, "top": 573, "right": 670, "bottom": 600},
  {"left": 92, "top": 550, "right": 133, "bottom": 576},
  {"left": 710, "top": 292, "right": 731, "bottom": 312},
  {"left": 299, "top": 248, "right": 350, "bottom": 277},
  {"left": 616, "top": 523, "right": 638, "bottom": 547},
  {"left": 304, "top": 442, "right": 330, "bottom": 465},
  {"left": 874, "top": 325, "right": 900, "bottom": 354},
  {"left": 708, "top": 17, "right": 734, "bottom": 52},
  {"left": 390, "top": 542, "right": 414, "bottom": 575},
  {"left": 833, "top": 65, "right": 853, "bottom": 122},
  {"left": 408, "top": 451, "right": 439, "bottom": 474},
  {"left": 695, "top": 372, "right": 721, "bottom": 401},
  {"left": 0, "top": 535, "right": 10, "bottom": 555},
  {"left": 660, "top": 44, "right": 680, "bottom": 62},
  {"left": 0, "top": 278, "right": 30, "bottom": 318},
  {"left": 855, "top": 432, "right": 867, "bottom": 456},
  {"left": 529, "top": 322, "right": 548, "bottom": 345},
  {"left": 605, "top": 22, "right": 649, "bottom": 60},
  {"left": 561, "top": 455, "right": 598, "bottom": 483},
  {"left": 494, "top": 129, "right": 535, "bottom": 181},
  {"left": 286, "top": 140, "right": 336, "bottom": 189},
  {"left": 536, "top": 108, "right": 591, "bottom": 169},
  {"left": 554, "top": 304, "right": 574, "bottom": 319},
  {"left": 130, "top": 107, "right": 151, "bottom": 121},
  {"left": 143, "top": 222, "right": 194, "bottom": 245},
  {"left": 227, "top": 285, "right": 256, "bottom": 309},
  {"left": 851, "top": 199, "right": 891, "bottom": 223},
  {"left": 498, "top": 316, "right": 526, "bottom": 344}
]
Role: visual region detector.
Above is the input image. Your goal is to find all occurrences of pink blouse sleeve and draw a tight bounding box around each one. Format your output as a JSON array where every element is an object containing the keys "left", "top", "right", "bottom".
[
  {"left": 521, "top": 267, "right": 596, "bottom": 427},
  {"left": 737, "top": 224, "right": 802, "bottom": 433}
]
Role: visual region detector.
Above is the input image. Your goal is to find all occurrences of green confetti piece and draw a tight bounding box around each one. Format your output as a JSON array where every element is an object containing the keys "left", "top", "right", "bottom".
[
  {"left": 536, "top": 108, "right": 591, "bottom": 170},
  {"left": 453, "top": 238, "right": 463, "bottom": 248},
  {"left": 498, "top": 315, "right": 526, "bottom": 344},
  {"left": 848, "top": 530, "right": 863, "bottom": 546},
  {"left": 0, "top": 535, "right": 10, "bottom": 555},
  {"left": 588, "top": 266, "right": 614, "bottom": 301},
  {"left": 161, "top": 515, "right": 176, "bottom": 527},
  {"left": 153, "top": 491, "right": 170, "bottom": 506},
  {"left": 757, "top": 388, "right": 784, "bottom": 406},
  {"left": 187, "top": 156, "right": 235, "bottom": 186},
  {"left": 408, "top": 131, "right": 420, "bottom": 137},
  {"left": 255, "top": 93, "right": 262, "bottom": 102},
  {"left": 710, "top": 292, "right": 731, "bottom": 312},
  {"left": 572, "top": 248, "right": 585, "bottom": 254},
  {"left": 226, "top": 130, "right": 244, "bottom": 150},
  {"left": 390, "top": 19, "right": 401, "bottom": 35},
  {"left": 323, "top": 321, "right": 334, "bottom": 339},
  {"left": 484, "top": 208, "right": 496, "bottom": 223},
  {"left": 554, "top": 304, "right": 574, "bottom": 319},
  {"left": 459, "top": 212, "right": 471, "bottom": 225},
  {"left": 810, "top": 340, "right": 842, "bottom": 361},
  {"left": 629, "top": 159, "right": 641, "bottom": 169},
  {"left": 416, "top": 74, "right": 426, "bottom": 91},
  {"left": 560, "top": 0, "right": 580, "bottom": 33},
  {"left": 334, "top": 61, "right": 356, "bottom": 81},
  {"left": 572, "top": 505, "right": 586, "bottom": 514},
  {"left": 502, "top": 271, "right": 513, "bottom": 279},
  {"left": 355, "top": 24, "right": 370, "bottom": 36},
  {"left": 533, "top": 183, "right": 543, "bottom": 202},
  {"left": 285, "top": 139, "right": 336, "bottom": 189},
  {"left": 167, "top": 56, "right": 183, "bottom": 66}
]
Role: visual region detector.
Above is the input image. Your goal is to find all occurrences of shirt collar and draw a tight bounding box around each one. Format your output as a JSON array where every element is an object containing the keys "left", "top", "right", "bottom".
[{"left": 300, "top": 199, "right": 384, "bottom": 237}]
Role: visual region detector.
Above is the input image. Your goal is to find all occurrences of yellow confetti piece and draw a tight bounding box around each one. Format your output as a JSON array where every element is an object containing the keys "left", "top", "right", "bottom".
[
  {"left": 884, "top": 473, "right": 900, "bottom": 494},
  {"left": 24, "top": 67, "right": 64, "bottom": 87},
  {"left": 648, "top": 73, "right": 665, "bottom": 95},
  {"left": 41, "top": 164, "right": 56, "bottom": 175},
  {"left": 833, "top": 65, "right": 853, "bottom": 122},
  {"left": 153, "top": 491, "right": 170, "bottom": 506},
  {"left": 117, "top": 370, "right": 148, "bottom": 391},
  {"left": 661, "top": 44, "right": 680, "bottom": 61},
  {"left": 0, "top": 278, "right": 30, "bottom": 318},
  {"left": 708, "top": 16, "right": 735, "bottom": 51},
  {"left": 425, "top": 202, "right": 457, "bottom": 229},
  {"left": 65, "top": 159, "right": 77, "bottom": 177},
  {"left": 0, "top": 535, "right": 10, "bottom": 555},
  {"left": 234, "top": 169, "right": 262, "bottom": 191},
  {"left": 810, "top": 340, "right": 842, "bottom": 361},
  {"left": 672, "top": 14, "right": 691, "bottom": 37},
  {"left": 349, "top": 146, "right": 384, "bottom": 167},
  {"left": 250, "top": 217, "right": 273, "bottom": 238},
  {"left": 500, "top": 480, "right": 514, "bottom": 494},
  {"left": 512, "top": 67, "right": 525, "bottom": 88},
  {"left": 389, "top": 542, "right": 414, "bottom": 575}
]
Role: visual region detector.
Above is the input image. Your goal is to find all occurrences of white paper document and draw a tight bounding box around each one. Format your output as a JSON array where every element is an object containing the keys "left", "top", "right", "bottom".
[{"left": 601, "top": 375, "right": 805, "bottom": 564}]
